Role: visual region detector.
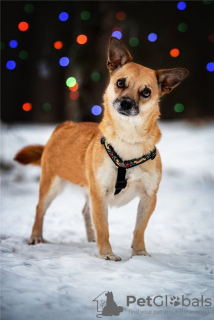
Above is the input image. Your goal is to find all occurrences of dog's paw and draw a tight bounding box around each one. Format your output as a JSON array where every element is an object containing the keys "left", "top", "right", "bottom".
[
  {"left": 87, "top": 235, "right": 96, "bottom": 242},
  {"left": 100, "top": 254, "right": 122, "bottom": 261},
  {"left": 28, "top": 235, "right": 44, "bottom": 245},
  {"left": 132, "top": 250, "right": 151, "bottom": 257}
]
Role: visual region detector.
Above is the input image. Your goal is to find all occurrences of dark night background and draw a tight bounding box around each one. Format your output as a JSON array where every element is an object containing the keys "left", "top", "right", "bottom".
[{"left": 1, "top": 0, "right": 214, "bottom": 124}]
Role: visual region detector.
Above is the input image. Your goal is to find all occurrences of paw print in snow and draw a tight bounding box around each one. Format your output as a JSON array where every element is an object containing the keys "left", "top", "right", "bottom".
[{"left": 170, "top": 296, "right": 180, "bottom": 307}]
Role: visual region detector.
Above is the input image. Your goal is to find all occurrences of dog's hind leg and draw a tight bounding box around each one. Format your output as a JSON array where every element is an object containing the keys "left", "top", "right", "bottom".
[
  {"left": 29, "top": 168, "right": 65, "bottom": 245},
  {"left": 82, "top": 197, "right": 96, "bottom": 242},
  {"left": 131, "top": 193, "right": 157, "bottom": 256}
]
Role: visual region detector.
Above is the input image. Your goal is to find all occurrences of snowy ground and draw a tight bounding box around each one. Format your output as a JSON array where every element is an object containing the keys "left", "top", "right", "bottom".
[{"left": 1, "top": 121, "right": 214, "bottom": 320}]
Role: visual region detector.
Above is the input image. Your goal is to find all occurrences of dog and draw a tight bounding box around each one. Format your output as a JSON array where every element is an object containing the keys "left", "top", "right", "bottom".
[{"left": 14, "top": 37, "right": 188, "bottom": 261}]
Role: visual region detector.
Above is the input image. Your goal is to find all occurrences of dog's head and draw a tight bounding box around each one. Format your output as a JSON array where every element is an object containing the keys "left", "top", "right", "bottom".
[{"left": 105, "top": 37, "right": 188, "bottom": 119}]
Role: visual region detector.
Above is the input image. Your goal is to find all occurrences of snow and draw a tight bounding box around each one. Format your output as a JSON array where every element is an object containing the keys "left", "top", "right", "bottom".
[{"left": 1, "top": 121, "right": 214, "bottom": 320}]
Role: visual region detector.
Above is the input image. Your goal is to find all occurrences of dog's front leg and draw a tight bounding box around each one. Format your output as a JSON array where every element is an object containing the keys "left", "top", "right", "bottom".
[
  {"left": 90, "top": 190, "right": 121, "bottom": 261},
  {"left": 132, "top": 193, "right": 157, "bottom": 257}
]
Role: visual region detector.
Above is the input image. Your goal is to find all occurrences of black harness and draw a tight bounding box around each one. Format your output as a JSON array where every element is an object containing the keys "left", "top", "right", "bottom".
[{"left": 101, "top": 136, "right": 157, "bottom": 195}]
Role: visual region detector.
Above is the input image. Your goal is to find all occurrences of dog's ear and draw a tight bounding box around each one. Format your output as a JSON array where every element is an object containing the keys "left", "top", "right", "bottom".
[
  {"left": 156, "top": 68, "right": 189, "bottom": 95},
  {"left": 107, "top": 37, "right": 133, "bottom": 72}
]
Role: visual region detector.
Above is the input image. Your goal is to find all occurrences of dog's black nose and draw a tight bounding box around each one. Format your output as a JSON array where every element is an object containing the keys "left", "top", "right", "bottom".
[{"left": 120, "top": 99, "right": 133, "bottom": 111}]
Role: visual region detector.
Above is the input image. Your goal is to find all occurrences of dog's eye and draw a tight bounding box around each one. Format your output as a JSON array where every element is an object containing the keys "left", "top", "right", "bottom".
[
  {"left": 117, "top": 79, "right": 125, "bottom": 88},
  {"left": 140, "top": 88, "right": 151, "bottom": 98}
]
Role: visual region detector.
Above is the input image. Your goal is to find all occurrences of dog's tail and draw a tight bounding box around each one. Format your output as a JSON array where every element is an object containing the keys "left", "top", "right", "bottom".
[{"left": 14, "top": 145, "right": 44, "bottom": 166}]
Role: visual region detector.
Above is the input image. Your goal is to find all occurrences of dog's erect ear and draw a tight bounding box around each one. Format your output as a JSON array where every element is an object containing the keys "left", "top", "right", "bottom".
[
  {"left": 107, "top": 37, "right": 133, "bottom": 72},
  {"left": 156, "top": 68, "right": 189, "bottom": 95}
]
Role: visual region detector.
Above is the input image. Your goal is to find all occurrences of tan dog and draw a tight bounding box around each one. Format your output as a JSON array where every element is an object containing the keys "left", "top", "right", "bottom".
[{"left": 14, "top": 37, "right": 188, "bottom": 261}]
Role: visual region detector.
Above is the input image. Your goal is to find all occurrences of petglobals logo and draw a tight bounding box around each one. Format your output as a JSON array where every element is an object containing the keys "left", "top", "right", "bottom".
[
  {"left": 127, "top": 295, "right": 212, "bottom": 308},
  {"left": 93, "top": 291, "right": 123, "bottom": 318}
]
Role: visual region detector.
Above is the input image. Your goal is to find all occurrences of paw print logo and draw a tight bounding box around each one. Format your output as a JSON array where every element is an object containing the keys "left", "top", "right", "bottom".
[{"left": 170, "top": 296, "right": 180, "bottom": 307}]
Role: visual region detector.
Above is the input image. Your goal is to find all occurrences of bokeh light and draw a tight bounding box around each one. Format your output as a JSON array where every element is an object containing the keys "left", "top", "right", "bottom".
[
  {"left": 69, "top": 83, "right": 79, "bottom": 91},
  {"left": 148, "top": 33, "right": 157, "bottom": 42},
  {"left": 69, "top": 91, "right": 79, "bottom": 100},
  {"left": 59, "top": 57, "right": 69, "bottom": 67},
  {"left": 19, "top": 50, "right": 29, "bottom": 60},
  {"left": 91, "top": 72, "right": 101, "bottom": 82},
  {"left": 170, "top": 48, "right": 180, "bottom": 57},
  {"left": 6, "top": 60, "right": 16, "bottom": 70},
  {"left": 129, "top": 37, "right": 139, "bottom": 47},
  {"left": 66, "top": 77, "right": 76, "bottom": 87},
  {"left": 54, "top": 41, "right": 63, "bottom": 49},
  {"left": 174, "top": 103, "right": 185, "bottom": 113},
  {"left": 112, "top": 27, "right": 122, "bottom": 33},
  {"left": 0, "top": 41, "right": 5, "bottom": 50},
  {"left": 59, "top": 12, "right": 69, "bottom": 21},
  {"left": 81, "top": 11, "right": 90, "bottom": 20},
  {"left": 9, "top": 40, "right": 18, "bottom": 48},
  {"left": 177, "top": 1, "right": 186, "bottom": 10},
  {"left": 43, "top": 103, "right": 52, "bottom": 112},
  {"left": 203, "top": 0, "right": 213, "bottom": 4},
  {"left": 178, "top": 23, "right": 188, "bottom": 32},
  {"left": 22, "top": 102, "right": 32, "bottom": 111},
  {"left": 24, "top": 4, "right": 34, "bottom": 13},
  {"left": 91, "top": 105, "right": 102, "bottom": 116},
  {"left": 76, "top": 34, "right": 88, "bottom": 45},
  {"left": 18, "top": 21, "right": 29, "bottom": 31},
  {"left": 112, "top": 31, "right": 122, "bottom": 40},
  {"left": 206, "top": 62, "right": 214, "bottom": 72},
  {"left": 208, "top": 33, "right": 214, "bottom": 42},
  {"left": 115, "top": 11, "right": 126, "bottom": 21}
]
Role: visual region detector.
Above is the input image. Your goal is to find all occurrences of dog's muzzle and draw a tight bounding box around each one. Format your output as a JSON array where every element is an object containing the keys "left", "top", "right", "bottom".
[{"left": 113, "top": 97, "right": 139, "bottom": 116}]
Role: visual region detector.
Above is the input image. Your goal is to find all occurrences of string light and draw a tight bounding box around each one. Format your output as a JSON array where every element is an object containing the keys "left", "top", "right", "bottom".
[
  {"left": 69, "top": 91, "right": 79, "bottom": 100},
  {"left": 24, "top": 4, "right": 34, "bottom": 13},
  {"left": 178, "top": 23, "right": 188, "bottom": 32},
  {"left": 177, "top": 1, "right": 186, "bottom": 10},
  {"left": 77, "top": 35, "right": 87, "bottom": 44},
  {"left": 81, "top": 11, "right": 90, "bottom": 20},
  {"left": 174, "top": 103, "right": 184, "bottom": 113},
  {"left": 112, "top": 31, "right": 122, "bottom": 40},
  {"left": 6, "top": 60, "right": 16, "bottom": 70},
  {"left": 91, "top": 105, "right": 102, "bottom": 116},
  {"left": 91, "top": 72, "right": 101, "bottom": 82},
  {"left": 54, "top": 41, "right": 63, "bottom": 49},
  {"left": 66, "top": 77, "right": 76, "bottom": 87},
  {"left": 129, "top": 37, "right": 139, "bottom": 47},
  {"left": 9, "top": 40, "right": 18, "bottom": 48},
  {"left": 19, "top": 50, "right": 29, "bottom": 60},
  {"left": 43, "top": 103, "right": 52, "bottom": 112},
  {"left": 115, "top": 11, "right": 126, "bottom": 21},
  {"left": 0, "top": 41, "right": 5, "bottom": 50},
  {"left": 69, "top": 83, "right": 79, "bottom": 91},
  {"left": 170, "top": 48, "right": 180, "bottom": 57},
  {"left": 59, "top": 57, "right": 69, "bottom": 67},
  {"left": 148, "top": 33, "right": 157, "bottom": 42},
  {"left": 18, "top": 21, "right": 29, "bottom": 31},
  {"left": 22, "top": 102, "right": 32, "bottom": 111},
  {"left": 206, "top": 62, "right": 214, "bottom": 72},
  {"left": 59, "top": 12, "right": 69, "bottom": 21}
]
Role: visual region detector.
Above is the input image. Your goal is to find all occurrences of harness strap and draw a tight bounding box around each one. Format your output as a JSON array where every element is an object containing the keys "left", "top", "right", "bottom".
[{"left": 114, "top": 167, "right": 127, "bottom": 195}]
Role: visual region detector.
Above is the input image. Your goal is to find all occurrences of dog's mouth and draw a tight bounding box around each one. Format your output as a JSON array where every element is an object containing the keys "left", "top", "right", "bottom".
[{"left": 113, "top": 98, "right": 139, "bottom": 117}]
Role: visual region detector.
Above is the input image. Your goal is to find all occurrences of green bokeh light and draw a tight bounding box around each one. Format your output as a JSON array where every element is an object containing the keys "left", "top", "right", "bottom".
[
  {"left": 91, "top": 72, "right": 101, "bottom": 82},
  {"left": 19, "top": 50, "right": 29, "bottom": 60},
  {"left": 43, "top": 103, "right": 52, "bottom": 112},
  {"left": 0, "top": 41, "right": 5, "bottom": 50},
  {"left": 24, "top": 4, "right": 34, "bottom": 13},
  {"left": 203, "top": 0, "right": 213, "bottom": 5},
  {"left": 81, "top": 11, "right": 90, "bottom": 20},
  {"left": 66, "top": 77, "right": 76, "bottom": 87},
  {"left": 174, "top": 103, "right": 185, "bottom": 113},
  {"left": 178, "top": 23, "right": 188, "bottom": 32},
  {"left": 129, "top": 37, "right": 139, "bottom": 47}
]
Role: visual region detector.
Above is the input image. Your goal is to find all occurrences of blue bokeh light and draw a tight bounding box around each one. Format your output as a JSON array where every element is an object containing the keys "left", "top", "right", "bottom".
[
  {"left": 91, "top": 105, "right": 102, "bottom": 116},
  {"left": 9, "top": 40, "right": 18, "bottom": 48},
  {"left": 59, "top": 12, "right": 69, "bottom": 21},
  {"left": 148, "top": 33, "right": 158, "bottom": 42},
  {"left": 177, "top": 1, "right": 187, "bottom": 10},
  {"left": 206, "top": 62, "right": 214, "bottom": 72},
  {"left": 59, "top": 57, "right": 69, "bottom": 67},
  {"left": 6, "top": 60, "right": 16, "bottom": 70},
  {"left": 112, "top": 31, "right": 122, "bottom": 40}
]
